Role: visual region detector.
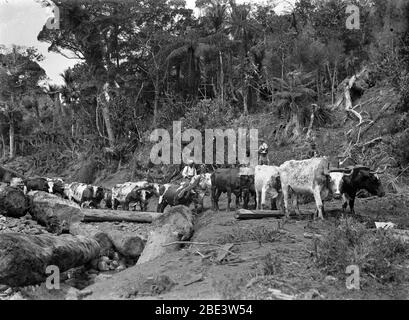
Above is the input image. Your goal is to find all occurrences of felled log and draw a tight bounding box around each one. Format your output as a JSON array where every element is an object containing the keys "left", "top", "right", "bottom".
[
  {"left": 81, "top": 209, "right": 163, "bottom": 223},
  {"left": 0, "top": 185, "right": 30, "bottom": 218},
  {"left": 28, "top": 191, "right": 84, "bottom": 234},
  {"left": 69, "top": 223, "right": 146, "bottom": 258},
  {"left": 235, "top": 209, "right": 284, "bottom": 220},
  {"left": 235, "top": 209, "right": 312, "bottom": 220},
  {"left": 0, "top": 166, "right": 26, "bottom": 183},
  {"left": 137, "top": 205, "right": 194, "bottom": 265},
  {"left": 69, "top": 223, "right": 114, "bottom": 256},
  {"left": 0, "top": 232, "right": 100, "bottom": 287}
]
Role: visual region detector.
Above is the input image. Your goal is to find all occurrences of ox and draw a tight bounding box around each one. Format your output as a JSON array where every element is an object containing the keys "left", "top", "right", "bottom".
[
  {"left": 157, "top": 175, "right": 209, "bottom": 213},
  {"left": 65, "top": 182, "right": 95, "bottom": 207},
  {"left": 9, "top": 177, "right": 25, "bottom": 191},
  {"left": 254, "top": 165, "right": 281, "bottom": 210},
  {"left": 279, "top": 157, "right": 331, "bottom": 219},
  {"left": 46, "top": 178, "right": 65, "bottom": 196},
  {"left": 111, "top": 181, "right": 156, "bottom": 211},
  {"left": 211, "top": 167, "right": 255, "bottom": 212},
  {"left": 330, "top": 166, "right": 386, "bottom": 215}
]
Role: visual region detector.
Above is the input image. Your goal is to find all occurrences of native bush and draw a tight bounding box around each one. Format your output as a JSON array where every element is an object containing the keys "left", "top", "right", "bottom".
[{"left": 314, "top": 218, "right": 409, "bottom": 284}]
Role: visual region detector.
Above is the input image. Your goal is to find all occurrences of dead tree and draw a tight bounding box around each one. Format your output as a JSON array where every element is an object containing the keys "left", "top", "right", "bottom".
[{"left": 0, "top": 233, "right": 100, "bottom": 287}]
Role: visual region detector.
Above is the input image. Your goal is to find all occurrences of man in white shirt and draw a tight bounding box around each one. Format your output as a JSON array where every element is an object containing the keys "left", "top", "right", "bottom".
[
  {"left": 182, "top": 160, "right": 197, "bottom": 179},
  {"left": 258, "top": 138, "right": 269, "bottom": 165}
]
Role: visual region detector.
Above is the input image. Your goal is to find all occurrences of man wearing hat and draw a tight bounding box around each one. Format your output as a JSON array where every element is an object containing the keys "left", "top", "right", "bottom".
[
  {"left": 307, "top": 140, "right": 319, "bottom": 158},
  {"left": 182, "top": 159, "right": 197, "bottom": 179},
  {"left": 258, "top": 138, "right": 270, "bottom": 165}
]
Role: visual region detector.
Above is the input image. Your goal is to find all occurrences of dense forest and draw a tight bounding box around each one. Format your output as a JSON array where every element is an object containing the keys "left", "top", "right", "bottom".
[{"left": 1, "top": 0, "right": 409, "bottom": 183}]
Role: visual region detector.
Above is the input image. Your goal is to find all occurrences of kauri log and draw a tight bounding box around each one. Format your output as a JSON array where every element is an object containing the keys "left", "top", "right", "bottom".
[
  {"left": 0, "top": 232, "right": 100, "bottom": 287},
  {"left": 69, "top": 223, "right": 146, "bottom": 258},
  {"left": 137, "top": 205, "right": 193, "bottom": 264},
  {"left": 28, "top": 191, "right": 84, "bottom": 234},
  {"left": 81, "top": 209, "right": 163, "bottom": 223},
  {"left": 0, "top": 185, "right": 30, "bottom": 218},
  {"left": 69, "top": 223, "right": 114, "bottom": 256}
]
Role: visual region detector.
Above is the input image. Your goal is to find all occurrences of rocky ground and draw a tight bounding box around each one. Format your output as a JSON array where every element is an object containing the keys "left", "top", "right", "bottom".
[{"left": 1, "top": 191, "right": 408, "bottom": 300}]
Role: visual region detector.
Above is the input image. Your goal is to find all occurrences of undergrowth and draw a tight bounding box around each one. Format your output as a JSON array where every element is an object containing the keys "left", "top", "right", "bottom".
[{"left": 314, "top": 218, "right": 409, "bottom": 284}]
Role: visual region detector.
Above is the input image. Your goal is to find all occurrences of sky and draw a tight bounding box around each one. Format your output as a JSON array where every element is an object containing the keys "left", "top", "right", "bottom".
[{"left": 0, "top": 0, "right": 295, "bottom": 85}]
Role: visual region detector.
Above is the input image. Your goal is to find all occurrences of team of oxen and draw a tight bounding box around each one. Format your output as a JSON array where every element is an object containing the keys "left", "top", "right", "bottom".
[
  {"left": 7, "top": 156, "right": 386, "bottom": 219},
  {"left": 207, "top": 156, "right": 385, "bottom": 219}
]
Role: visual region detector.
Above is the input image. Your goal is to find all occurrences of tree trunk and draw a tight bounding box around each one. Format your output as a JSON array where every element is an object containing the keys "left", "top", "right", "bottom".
[
  {"left": 153, "top": 72, "right": 160, "bottom": 127},
  {"left": 306, "top": 104, "right": 317, "bottom": 141},
  {"left": 137, "top": 205, "right": 194, "bottom": 265},
  {"left": 219, "top": 51, "right": 224, "bottom": 104},
  {"left": 28, "top": 191, "right": 84, "bottom": 235},
  {"left": 101, "top": 82, "right": 115, "bottom": 148},
  {"left": 0, "top": 233, "right": 100, "bottom": 287},
  {"left": 0, "top": 185, "right": 30, "bottom": 218},
  {"left": 9, "top": 120, "right": 15, "bottom": 159},
  {"left": 70, "top": 223, "right": 147, "bottom": 258},
  {"left": 54, "top": 93, "right": 65, "bottom": 132},
  {"left": 69, "top": 223, "right": 114, "bottom": 256},
  {"left": 1, "top": 134, "right": 5, "bottom": 159},
  {"left": 81, "top": 209, "right": 163, "bottom": 223}
]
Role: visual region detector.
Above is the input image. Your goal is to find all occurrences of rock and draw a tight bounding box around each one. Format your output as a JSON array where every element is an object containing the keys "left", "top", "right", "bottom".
[
  {"left": 116, "top": 265, "right": 126, "bottom": 271},
  {"left": 97, "top": 261, "right": 109, "bottom": 271},
  {"left": 94, "top": 274, "right": 112, "bottom": 282},
  {"left": 65, "top": 287, "right": 80, "bottom": 300},
  {"left": 303, "top": 289, "right": 323, "bottom": 300},
  {"left": 78, "top": 289, "right": 93, "bottom": 299},
  {"left": 324, "top": 275, "right": 338, "bottom": 283},
  {"left": 9, "top": 292, "right": 24, "bottom": 300}
]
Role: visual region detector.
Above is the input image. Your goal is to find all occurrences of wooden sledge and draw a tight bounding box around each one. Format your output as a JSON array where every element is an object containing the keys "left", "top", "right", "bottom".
[
  {"left": 81, "top": 209, "right": 164, "bottom": 223},
  {"left": 235, "top": 209, "right": 284, "bottom": 220},
  {"left": 235, "top": 209, "right": 312, "bottom": 220}
]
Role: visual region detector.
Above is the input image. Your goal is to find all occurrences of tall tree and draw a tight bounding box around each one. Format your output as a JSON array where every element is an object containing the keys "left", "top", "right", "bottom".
[{"left": 0, "top": 46, "right": 45, "bottom": 158}]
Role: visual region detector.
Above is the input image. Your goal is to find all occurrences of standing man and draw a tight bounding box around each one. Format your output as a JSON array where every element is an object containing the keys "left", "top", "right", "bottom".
[
  {"left": 307, "top": 140, "right": 319, "bottom": 158},
  {"left": 258, "top": 138, "right": 270, "bottom": 165},
  {"left": 182, "top": 159, "right": 197, "bottom": 180}
]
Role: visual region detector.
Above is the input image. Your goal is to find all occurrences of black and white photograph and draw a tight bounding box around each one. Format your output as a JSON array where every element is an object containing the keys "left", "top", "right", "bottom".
[{"left": 0, "top": 0, "right": 408, "bottom": 306}]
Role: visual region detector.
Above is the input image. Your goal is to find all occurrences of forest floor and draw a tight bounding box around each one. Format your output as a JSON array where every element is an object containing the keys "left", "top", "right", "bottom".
[
  {"left": 3, "top": 191, "right": 406, "bottom": 300},
  {"left": 81, "top": 193, "right": 409, "bottom": 300}
]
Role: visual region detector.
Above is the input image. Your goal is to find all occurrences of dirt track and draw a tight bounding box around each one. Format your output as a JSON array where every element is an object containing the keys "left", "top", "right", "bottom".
[
  {"left": 81, "top": 193, "right": 409, "bottom": 300},
  {"left": 1, "top": 191, "right": 408, "bottom": 300}
]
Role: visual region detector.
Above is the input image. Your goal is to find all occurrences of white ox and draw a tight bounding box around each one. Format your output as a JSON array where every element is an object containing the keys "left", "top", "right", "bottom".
[
  {"left": 279, "top": 157, "right": 331, "bottom": 219},
  {"left": 254, "top": 165, "right": 281, "bottom": 210}
]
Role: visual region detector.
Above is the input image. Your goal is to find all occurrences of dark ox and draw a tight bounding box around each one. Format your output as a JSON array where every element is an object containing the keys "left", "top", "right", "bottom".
[
  {"left": 24, "top": 177, "right": 50, "bottom": 193},
  {"left": 99, "top": 188, "right": 112, "bottom": 209},
  {"left": 211, "top": 168, "right": 255, "bottom": 212},
  {"left": 333, "top": 166, "right": 386, "bottom": 214}
]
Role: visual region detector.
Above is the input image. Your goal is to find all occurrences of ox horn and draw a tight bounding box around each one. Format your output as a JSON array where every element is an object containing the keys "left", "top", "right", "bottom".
[{"left": 371, "top": 164, "right": 389, "bottom": 175}]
